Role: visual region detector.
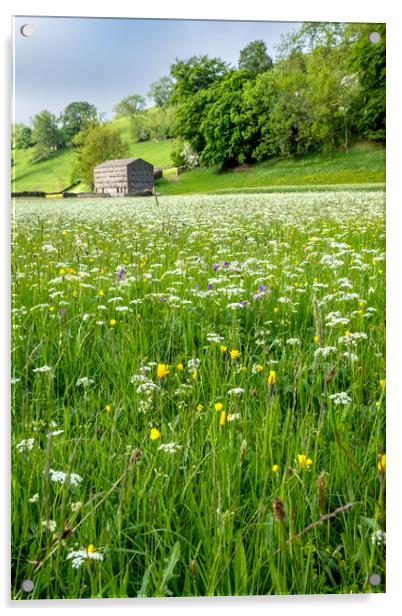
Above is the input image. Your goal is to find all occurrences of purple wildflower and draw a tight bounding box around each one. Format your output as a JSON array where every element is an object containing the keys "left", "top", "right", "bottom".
[
  {"left": 116, "top": 268, "right": 125, "bottom": 281},
  {"left": 212, "top": 263, "right": 219, "bottom": 271},
  {"left": 207, "top": 283, "right": 213, "bottom": 290}
]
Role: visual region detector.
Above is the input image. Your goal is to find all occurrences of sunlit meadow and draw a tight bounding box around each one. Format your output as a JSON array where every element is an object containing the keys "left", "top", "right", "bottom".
[{"left": 11, "top": 192, "right": 385, "bottom": 598}]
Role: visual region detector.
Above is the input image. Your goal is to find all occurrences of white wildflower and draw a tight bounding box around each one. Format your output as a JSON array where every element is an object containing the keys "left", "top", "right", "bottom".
[
  {"left": 29, "top": 493, "right": 39, "bottom": 503},
  {"left": 16, "top": 438, "right": 35, "bottom": 453},
  {"left": 46, "top": 468, "right": 83, "bottom": 488},
  {"left": 328, "top": 392, "right": 352, "bottom": 406},
  {"left": 371, "top": 529, "right": 386, "bottom": 546},
  {"left": 157, "top": 442, "right": 182, "bottom": 453},
  {"left": 314, "top": 346, "right": 337, "bottom": 358},
  {"left": 66, "top": 547, "right": 104, "bottom": 569},
  {"left": 76, "top": 377, "right": 94, "bottom": 388},
  {"left": 32, "top": 365, "right": 53, "bottom": 374},
  {"left": 47, "top": 429, "right": 64, "bottom": 438},
  {"left": 42, "top": 519, "right": 57, "bottom": 533}
]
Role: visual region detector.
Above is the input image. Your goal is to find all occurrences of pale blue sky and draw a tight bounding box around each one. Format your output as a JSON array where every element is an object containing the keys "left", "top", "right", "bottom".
[{"left": 13, "top": 16, "right": 300, "bottom": 124}]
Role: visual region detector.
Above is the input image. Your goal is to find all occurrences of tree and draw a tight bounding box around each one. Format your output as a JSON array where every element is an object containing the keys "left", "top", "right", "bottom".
[
  {"left": 72, "top": 123, "right": 129, "bottom": 188},
  {"left": 346, "top": 23, "right": 385, "bottom": 140},
  {"left": 148, "top": 76, "right": 174, "bottom": 108},
  {"left": 238, "top": 40, "right": 273, "bottom": 76},
  {"left": 113, "top": 94, "right": 148, "bottom": 141},
  {"left": 13, "top": 124, "right": 33, "bottom": 149},
  {"left": 60, "top": 101, "right": 97, "bottom": 145},
  {"left": 31, "top": 110, "right": 62, "bottom": 161},
  {"left": 170, "top": 55, "right": 229, "bottom": 102},
  {"left": 199, "top": 71, "right": 254, "bottom": 167},
  {"left": 171, "top": 88, "right": 211, "bottom": 154}
]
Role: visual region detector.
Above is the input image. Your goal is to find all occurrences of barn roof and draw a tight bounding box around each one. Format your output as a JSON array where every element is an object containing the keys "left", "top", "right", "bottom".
[{"left": 95, "top": 158, "right": 151, "bottom": 169}]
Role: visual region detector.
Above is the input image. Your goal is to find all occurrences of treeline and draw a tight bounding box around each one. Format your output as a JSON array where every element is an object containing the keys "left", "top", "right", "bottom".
[
  {"left": 12, "top": 21, "right": 385, "bottom": 183},
  {"left": 164, "top": 22, "right": 385, "bottom": 168}
]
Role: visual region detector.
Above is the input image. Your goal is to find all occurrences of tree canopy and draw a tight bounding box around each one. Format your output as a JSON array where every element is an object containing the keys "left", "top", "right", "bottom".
[
  {"left": 238, "top": 40, "right": 273, "bottom": 76},
  {"left": 72, "top": 123, "right": 129, "bottom": 188},
  {"left": 60, "top": 101, "right": 97, "bottom": 145}
]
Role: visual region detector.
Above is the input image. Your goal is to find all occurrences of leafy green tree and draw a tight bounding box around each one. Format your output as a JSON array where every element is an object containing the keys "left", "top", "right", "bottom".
[
  {"left": 60, "top": 101, "right": 97, "bottom": 145},
  {"left": 238, "top": 40, "right": 273, "bottom": 76},
  {"left": 346, "top": 23, "right": 385, "bottom": 140},
  {"left": 31, "top": 110, "right": 62, "bottom": 162},
  {"left": 170, "top": 55, "right": 229, "bottom": 102},
  {"left": 113, "top": 94, "right": 148, "bottom": 141},
  {"left": 148, "top": 76, "right": 174, "bottom": 108},
  {"left": 199, "top": 71, "right": 254, "bottom": 167},
  {"left": 13, "top": 124, "right": 33, "bottom": 149},
  {"left": 172, "top": 88, "right": 211, "bottom": 154},
  {"left": 72, "top": 123, "right": 129, "bottom": 188}
]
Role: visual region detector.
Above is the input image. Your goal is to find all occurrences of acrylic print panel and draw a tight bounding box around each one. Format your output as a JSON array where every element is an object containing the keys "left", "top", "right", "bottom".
[{"left": 11, "top": 15, "right": 386, "bottom": 599}]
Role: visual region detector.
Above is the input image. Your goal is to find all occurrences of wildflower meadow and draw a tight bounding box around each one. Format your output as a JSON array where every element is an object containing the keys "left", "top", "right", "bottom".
[{"left": 11, "top": 191, "right": 385, "bottom": 598}]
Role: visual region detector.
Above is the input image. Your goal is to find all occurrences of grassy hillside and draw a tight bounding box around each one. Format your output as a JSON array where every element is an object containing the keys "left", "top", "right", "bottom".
[
  {"left": 12, "top": 134, "right": 384, "bottom": 196},
  {"left": 12, "top": 148, "right": 78, "bottom": 193},
  {"left": 156, "top": 143, "right": 385, "bottom": 195},
  {"left": 12, "top": 116, "right": 177, "bottom": 193}
]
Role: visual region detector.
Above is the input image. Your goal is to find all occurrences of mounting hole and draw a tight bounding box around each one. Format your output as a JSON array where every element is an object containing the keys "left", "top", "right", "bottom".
[
  {"left": 21, "top": 579, "right": 34, "bottom": 593},
  {"left": 368, "top": 573, "right": 381, "bottom": 586},
  {"left": 20, "top": 24, "right": 33, "bottom": 38},
  {"left": 368, "top": 31, "right": 381, "bottom": 44}
]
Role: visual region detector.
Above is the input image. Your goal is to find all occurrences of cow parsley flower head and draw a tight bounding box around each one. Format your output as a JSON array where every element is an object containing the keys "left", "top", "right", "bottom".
[
  {"left": 42, "top": 519, "right": 57, "bottom": 533},
  {"left": 76, "top": 377, "right": 94, "bottom": 388},
  {"left": 66, "top": 546, "right": 104, "bottom": 569},
  {"left": 46, "top": 468, "right": 83, "bottom": 488},
  {"left": 328, "top": 392, "right": 352, "bottom": 405},
  {"left": 157, "top": 442, "right": 182, "bottom": 453},
  {"left": 227, "top": 388, "right": 245, "bottom": 396},
  {"left": 371, "top": 529, "right": 386, "bottom": 546},
  {"left": 16, "top": 438, "right": 35, "bottom": 453},
  {"left": 32, "top": 365, "right": 53, "bottom": 374}
]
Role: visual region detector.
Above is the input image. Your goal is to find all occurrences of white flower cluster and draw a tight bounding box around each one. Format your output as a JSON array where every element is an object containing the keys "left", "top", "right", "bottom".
[
  {"left": 46, "top": 468, "right": 83, "bottom": 488},
  {"left": 66, "top": 547, "right": 104, "bottom": 569},
  {"left": 328, "top": 392, "right": 352, "bottom": 406},
  {"left": 46, "top": 429, "right": 64, "bottom": 438},
  {"left": 206, "top": 333, "right": 224, "bottom": 343},
  {"left": 187, "top": 358, "right": 200, "bottom": 372},
  {"left": 157, "top": 442, "right": 182, "bottom": 454},
  {"left": 32, "top": 365, "right": 53, "bottom": 374},
  {"left": 227, "top": 388, "right": 245, "bottom": 396},
  {"left": 42, "top": 519, "right": 57, "bottom": 532},
  {"left": 76, "top": 377, "right": 94, "bottom": 388},
  {"left": 314, "top": 346, "right": 337, "bottom": 358},
  {"left": 16, "top": 438, "right": 35, "bottom": 453},
  {"left": 371, "top": 529, "right": 386, "bottom": 546}
]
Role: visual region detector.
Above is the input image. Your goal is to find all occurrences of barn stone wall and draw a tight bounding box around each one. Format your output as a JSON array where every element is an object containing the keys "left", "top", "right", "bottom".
[{"left": 94, "top": 159, "right": 154, "bottom": 196}]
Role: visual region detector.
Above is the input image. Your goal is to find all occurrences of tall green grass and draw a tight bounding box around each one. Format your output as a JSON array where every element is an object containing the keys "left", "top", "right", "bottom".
[{"left": 11, "top": 192, "right": 385, "bottom": 598}]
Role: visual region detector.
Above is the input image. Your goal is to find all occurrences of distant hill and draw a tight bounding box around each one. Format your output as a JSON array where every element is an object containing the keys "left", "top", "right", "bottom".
[{"left": 12, "top": 116, "right": 178, "bottom": 193}]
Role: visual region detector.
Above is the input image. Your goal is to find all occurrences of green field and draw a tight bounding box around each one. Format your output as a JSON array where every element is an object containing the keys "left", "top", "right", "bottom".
[
  {"left": 12, "top": 136, "right": 384, "bottom": 195},
  {"left": 12, "top": 191, "right": 385, "bottom": 598},
  {"left": 156, "top": 144, "right": 385, "bottom": 195}
]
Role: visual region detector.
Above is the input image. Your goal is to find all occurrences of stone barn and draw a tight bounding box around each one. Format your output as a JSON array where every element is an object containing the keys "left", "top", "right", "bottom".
[{"left": 94, "top": 158, "right": 154, "bottom": 196}]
